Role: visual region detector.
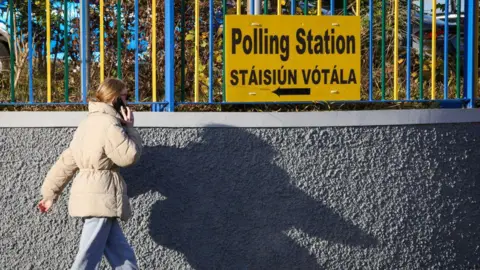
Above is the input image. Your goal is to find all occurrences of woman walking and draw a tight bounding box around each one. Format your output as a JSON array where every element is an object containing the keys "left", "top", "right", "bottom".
[{"left": 38, "top": 78, "right": 143, "bottom": 269}]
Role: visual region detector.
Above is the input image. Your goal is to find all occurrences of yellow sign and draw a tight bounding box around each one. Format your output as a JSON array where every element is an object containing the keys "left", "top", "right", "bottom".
[{"left": 225, "top": 15, "right": 361, "bottom": 102}]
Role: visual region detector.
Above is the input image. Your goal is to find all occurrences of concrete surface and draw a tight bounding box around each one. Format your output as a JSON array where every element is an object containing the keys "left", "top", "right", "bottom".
[
  {"left": 3, "top": 109, "right": 480, "bottom": 127},
  {"left": 1, "top": 121, "right": 480, "bottom": 269}
]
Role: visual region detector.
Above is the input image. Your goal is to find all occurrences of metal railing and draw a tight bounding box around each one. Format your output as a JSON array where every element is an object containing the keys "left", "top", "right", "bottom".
[{"left": 0, "top": 0, "right": 478, "bottom": 111}]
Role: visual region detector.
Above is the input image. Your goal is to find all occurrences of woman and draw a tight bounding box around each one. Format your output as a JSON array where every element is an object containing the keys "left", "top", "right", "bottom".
[{"left": 38, "top": 78, "right": 143, "bottom": 270}]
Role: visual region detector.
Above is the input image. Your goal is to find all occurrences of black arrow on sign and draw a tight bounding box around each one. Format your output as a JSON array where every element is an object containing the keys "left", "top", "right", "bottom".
[{"left": 272, "top": 87, "right": 311, "bottom": 96}]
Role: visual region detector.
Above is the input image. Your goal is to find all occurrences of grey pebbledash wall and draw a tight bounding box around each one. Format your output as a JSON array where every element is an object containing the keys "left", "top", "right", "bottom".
[{"left": 1, "top": 110, "right": 480, "bottom": 270}]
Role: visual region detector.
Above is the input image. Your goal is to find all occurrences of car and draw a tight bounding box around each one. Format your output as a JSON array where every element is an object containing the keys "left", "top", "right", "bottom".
[
  {"left": 411, "top": 5, "right": 451, "bottom": 57},
  {"left": 410, "top": 0, "right": 469, "bottom": 60}
]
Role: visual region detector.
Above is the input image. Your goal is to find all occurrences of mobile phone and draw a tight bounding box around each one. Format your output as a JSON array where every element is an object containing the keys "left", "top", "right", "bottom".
[{"left": 112, "top": 96, "right": 127, "bottom": 119}]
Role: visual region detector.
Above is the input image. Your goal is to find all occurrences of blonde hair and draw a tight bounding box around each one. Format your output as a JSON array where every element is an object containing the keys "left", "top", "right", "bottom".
[{"left": 95, "top": 78, "right": 126, "bottom": 103}]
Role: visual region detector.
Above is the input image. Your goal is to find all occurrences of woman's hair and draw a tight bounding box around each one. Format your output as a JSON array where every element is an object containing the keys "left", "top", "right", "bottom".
[{"left": 95, "top": 78, "right": 126, "bottom": 103}]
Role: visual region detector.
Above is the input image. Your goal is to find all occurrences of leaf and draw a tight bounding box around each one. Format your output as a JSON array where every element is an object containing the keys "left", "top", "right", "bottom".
[
  {"left": 185, "top": 34, "right": 194, "bottom": 41},
  {"left": 216, "top": 55, "right": 222, "bottom": 63}
]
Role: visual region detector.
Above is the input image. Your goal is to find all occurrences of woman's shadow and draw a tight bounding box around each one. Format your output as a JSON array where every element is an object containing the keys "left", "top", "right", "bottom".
[{"left": 124, "top": 125, "right": 377, "bottom": 269}]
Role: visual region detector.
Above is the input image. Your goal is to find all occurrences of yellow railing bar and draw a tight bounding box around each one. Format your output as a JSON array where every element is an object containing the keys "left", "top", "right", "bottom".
[
  {"left": 47, "top": 0, "right": 51, "bottom": 102},
  {"left": 152, "top": 0, "right": 157, "bottom": 102},
  {"left": 100, "top": 0, "right": 104, "bottom": 82},
  {"left": 431, "top": 0, "right": 437, "bottom": 99},
  {"left": 393, "top": 0, "right": 399, "bottom": 100},
  {"left": 194, "top": 0, "right": 200, "bottom": 102}
]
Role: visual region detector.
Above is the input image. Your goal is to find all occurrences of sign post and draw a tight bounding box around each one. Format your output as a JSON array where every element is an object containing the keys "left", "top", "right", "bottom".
[{"left": 225, "top": 15, "right": 361, "bottom": 102}]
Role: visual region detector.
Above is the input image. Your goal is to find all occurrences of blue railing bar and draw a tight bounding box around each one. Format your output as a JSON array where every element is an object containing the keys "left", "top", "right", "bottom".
[
  {"left": 463, "top": 0, "right": 468, "bottom": 100},
  {"left": 291, "top": 0, "right": 295, "bottom": 15},
  {"left": 0, "top": 102, "right": 171, "bottom": 106},
  {"left": 155, "top": 103, "right": 169, "bottom": 112},
  {"left": 0, "top": 100, "right": 468, "bottom": 108},
  {"left": 209, "top": 0, "right": 214, "bottom": 103},
  {"left": 0, "top": 102, "right": 89, "bottom": 106},
  {"left": 368, "top": 0, "right": 373, "bottom": 100},
  {"left": 406, "top": 0, "right": 412, "bottom": 100},
  {"left": 131, "top": 102, "right": 169, "bottom": 105},
  {"left": 134, "top": 0, "right": 139, "bottom": 102},
  {"left": 176, "top": 99, "right": 470, "bottom": 105},
  {"left": 164, "top": 0, "right": 175, "bottom": 111},
  {"left": 464, "top": 0, "right": 477, "bottom": 108},
  {"left": 330, "top": 0, "right": 334, "bottom": 15},
  {"left": 28, "top": 0, "right": 33, "bottom": 103},
  {"left": 80, "top": 0, "right": 88, "bottom": 103},
  {"left": 443, "top": 0, "right": 449, "bottom": 100},
  {"left": 151, "top": 103, "right": 164, "bottom": 112},
  {"left": 250, "top": 0, "right": 254, "bottom": 14},
  {"left": 0, "top": 99, "right": 468, "bottom": 107},
  {"left": 132, "top": 102, "right": 170, "bottom": 105}
]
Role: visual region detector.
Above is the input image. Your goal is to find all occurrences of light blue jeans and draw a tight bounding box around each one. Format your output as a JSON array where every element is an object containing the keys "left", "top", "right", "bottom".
[{"left": 71, "top": 217, "right": 138, "bottom": 270}]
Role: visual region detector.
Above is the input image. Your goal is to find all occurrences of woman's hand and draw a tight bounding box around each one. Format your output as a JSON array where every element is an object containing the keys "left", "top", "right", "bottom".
[
  {"left": 38, "top": 199, "right": 53, "bottom": 213},
  {"left": 120, "top": 107, "right": 134, "bottom": 128}
]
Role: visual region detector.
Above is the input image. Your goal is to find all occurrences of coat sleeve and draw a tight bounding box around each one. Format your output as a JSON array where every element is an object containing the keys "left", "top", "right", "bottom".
[
  {"left": 41, "top": 147, "right": 78, "bottom": 201},
  {"left": 104, "top": 123, "right": 143, "bottom": 167}
]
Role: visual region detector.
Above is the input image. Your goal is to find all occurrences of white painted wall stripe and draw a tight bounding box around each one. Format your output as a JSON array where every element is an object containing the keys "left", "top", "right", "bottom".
[{"left": 0, "top": 109, "right": 479, "bottom": 128}]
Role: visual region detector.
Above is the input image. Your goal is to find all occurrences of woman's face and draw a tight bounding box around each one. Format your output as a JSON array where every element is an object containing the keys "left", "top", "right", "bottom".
[{"left": 119, "top": 88, "right": 128, "bottom": 104}]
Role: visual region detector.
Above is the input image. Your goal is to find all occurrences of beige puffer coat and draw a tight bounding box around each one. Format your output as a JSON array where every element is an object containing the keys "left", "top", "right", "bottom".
[{"left": 41, "top": 102, "right": 143, "bottom": 221}]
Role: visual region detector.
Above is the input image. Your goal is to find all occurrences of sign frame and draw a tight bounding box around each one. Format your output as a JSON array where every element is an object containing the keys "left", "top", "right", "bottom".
[{"left": 224, "top": 15, "right": 361, "bottom": 102}]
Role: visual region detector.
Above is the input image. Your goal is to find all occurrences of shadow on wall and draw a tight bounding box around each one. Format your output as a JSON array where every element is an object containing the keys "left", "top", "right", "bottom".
[{"left": 124, "top": 125, "right": 377, "bottom": 270}]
